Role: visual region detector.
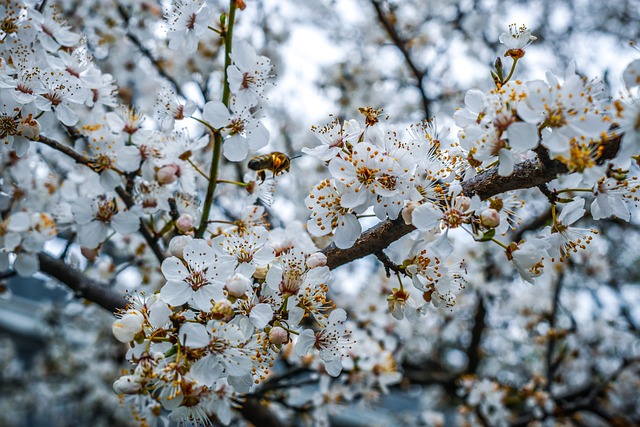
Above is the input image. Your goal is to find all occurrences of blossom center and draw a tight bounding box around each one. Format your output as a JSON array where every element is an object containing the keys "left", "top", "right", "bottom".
[
  {"left": 356, "top": 166, "right": 377, "bottom": 185},
  {"left": 95, "top": 198, "right": 118, "bottom": 223},
  {"left": 186, "top": 269, "right": 209, "bottom": 290},
  {"left": 0, "top": 115, "right": 19, "bottom": 138}
]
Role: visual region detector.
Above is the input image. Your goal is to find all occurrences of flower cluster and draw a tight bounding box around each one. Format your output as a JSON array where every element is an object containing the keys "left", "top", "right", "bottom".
[
  {"left": 113, "top": 233, "right": 356, "bottom": 426},
  {"left": 3, "top": 3, "right": 640, "bottom": 425}
]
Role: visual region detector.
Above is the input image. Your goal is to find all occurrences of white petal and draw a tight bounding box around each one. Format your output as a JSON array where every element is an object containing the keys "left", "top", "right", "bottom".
[
  {"left": 507, "top": 122, "right": 538, "bottom": 151},
  {"left": 323, "top": 358, "right": 343, "bottom": 377},
  {"left": 223, "top": 135, "right": 248, "bottom": 161},
  {"left": 191, "top": 284, "right": 224, "bottom": 310},
  {"left": 161, "top": 257, "right": 189, "bottom": 281},
  {"left": 158, "top": 280, "right": 191, "bottom": 306},
  {"left": 498, "top": 148, "right": 514, "bottom": 177},
  {"left": 111, "top": 210, "right": 140, "bottom": 235},
  {"left": 179, "top": 323, "right": 209, "bottom": 348},
  {"left": 78, "top": 221, "right": 108, "bottom": 249},
  {"left": 334, "top": 214, "right": 362, "bottom": 249},
  {"left": 14, "top": 253, "right": 39, "bottom": 277},
  {"left": 294, "top": 329, "right": 316, "bottom": 357},
  {"left": 249, "top": 303, "right": 273, "bottom": 329},
  {"left": 411, "top": 203, "right": 440, "bottom": 231},
  {"left": 202, "top": 101, "right": 231, "bottom": 129}
]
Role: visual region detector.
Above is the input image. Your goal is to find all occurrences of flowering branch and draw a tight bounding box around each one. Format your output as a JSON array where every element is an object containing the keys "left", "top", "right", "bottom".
[
  {"left": 322, "top": 133, "right": 621, "bottom": 269},
  {"left": 195, "top": 0, "right": 237, "bottom": 238}
]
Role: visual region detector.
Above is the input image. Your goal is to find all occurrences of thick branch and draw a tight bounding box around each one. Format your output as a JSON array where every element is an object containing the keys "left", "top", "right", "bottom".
[
  {"left": 38, "top": 252, "right": 127, "bottom": 312},
  {"left": 465, "top": 295, "right": 486, "bottom": 375},
  {"left": 322, "top": 155, "right": 568, "bottom": 269}
]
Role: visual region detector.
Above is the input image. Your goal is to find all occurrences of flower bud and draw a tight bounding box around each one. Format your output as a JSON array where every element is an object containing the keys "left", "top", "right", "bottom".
[
  {"left": 269, "top": 326, "right": 289, "bottom": 345},
  {"left": 226, "top": 273, "right": 251, "bottom": 298},
  {"left": 306, "top": 252, "right": 327, "bottom": 268},
  {"left": 113, "top": 375, "right": 142, "bottom": 394},
  {"left": 156, "top": 164, "right": 180, "bottom": 185},
  {"left": 112, "top": 310, "right": 144, "bottom": 343},
  {"left": 175, "top": 213, "right": 194, "bottom": 232},
  {"left": 168, "top": 235, "right": 193, "bottom": 257},
  {"left": 402, "top": 201, "right": 419, "bottom": 225},
  {"left": 253, "top": 265, "right": 268, "bottom": 280},
  {"left": 480, "top": 208, "right": 501, "bottom": 228}
]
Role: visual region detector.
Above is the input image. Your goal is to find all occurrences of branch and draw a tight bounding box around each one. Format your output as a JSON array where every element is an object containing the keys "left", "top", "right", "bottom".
[
  {"left": 36, "top": 135, "right": 91, "bottom": 167},
  {"left": 465, "top": 294, "right": 486, "bottom": 375},
  {"left": 322, "top": 155, "right": 569, "bottom": 269},
  {"left": 236, "top": 398, "right": 288, "bottom": 427},
  {"left": 370, "top": 0, "right": 430, "bottom": 118},
  {"left": 114, "top": 186, "right": 166, "bottom": 263},
  {"left": 115, "top": 3, "right": 185, "bottom": 99},
  {"left": 38, "top": 252, "right": 127, "bottom": 312}
]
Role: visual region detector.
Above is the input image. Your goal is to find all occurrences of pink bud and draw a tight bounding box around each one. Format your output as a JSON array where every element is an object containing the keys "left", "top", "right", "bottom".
[
  {"left": 269, "top": 326, "right": 289, "bottom": 345},
  {"left": 480, "top": 208, "right": 501, "bottom": 228},
  {"left": 156, "top": 164, "right": 180, "bottom": 185},
  {"left": 175, "top": 213, "right": 194, "bottom": 232},
  {"left": 402, "top": 201, "right": 419, "bottom": 225},
  {"left": 306, "top": 252, "right": 327, "bottom": 268}
]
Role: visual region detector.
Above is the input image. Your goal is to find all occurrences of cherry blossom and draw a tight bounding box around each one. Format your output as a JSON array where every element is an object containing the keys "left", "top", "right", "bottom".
[
  {"left": 227, "top": 40, "right": 273, "bottom": 107},
  {"left": 158, "top": 238, "right": 233, "bottom": 310},
  {"left": 165, "top": 0, "right": 212, "bottom": 54},
  {"left": 202, "top": 98, "right": 270, "bottom": 161}
]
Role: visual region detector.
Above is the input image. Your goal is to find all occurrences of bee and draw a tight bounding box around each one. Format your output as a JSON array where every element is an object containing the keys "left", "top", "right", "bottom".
[{"left": 248, "top": 152, "right": 297, "bottom": 182}]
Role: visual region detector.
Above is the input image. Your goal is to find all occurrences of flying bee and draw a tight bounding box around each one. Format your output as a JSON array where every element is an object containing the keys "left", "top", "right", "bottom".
[{"left": 248, "top": 152, "right": 299, "bottom": 182}]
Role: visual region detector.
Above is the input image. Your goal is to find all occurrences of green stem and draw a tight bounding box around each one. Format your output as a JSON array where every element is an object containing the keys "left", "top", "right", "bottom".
[
  {"left": 555, "top": 188, "right": 593, "bottom": 194},
  {"left": 396, "top": 271, "right": 404, "bottom": 291},
  {"left": 356, "top": 213, "right": 377, "bottom": 219},
  {"left": 217, "top": 179, "right": 248, "bottom": 187},
  {"left": 502, "top": 58, "right": 519, "bottom": 84},
  {"left": 195, "top": 0, "right": 237, "bottom": 239},
  {"left": 187, "top": 157, "right": 210, "bottom": 180},
  {"left": 490, "top": 237, "right": 509, "bottom": 250}
]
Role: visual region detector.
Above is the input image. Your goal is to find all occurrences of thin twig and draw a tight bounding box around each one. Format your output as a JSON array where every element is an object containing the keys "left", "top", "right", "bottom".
[{"left": 370, "top": 0, "right": 430, "bottom": 118}]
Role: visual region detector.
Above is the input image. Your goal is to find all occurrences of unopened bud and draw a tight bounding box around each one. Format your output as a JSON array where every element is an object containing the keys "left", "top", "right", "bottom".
[
  {"left": 156, "top": 164, "right": 180, "bottom": 185},
  {"left": 480, "top": 208, "right": 501, "bottom": 228},
  {"left": 113, "top": 375, "right": 142, "bottom": 394},
  {"left": 269, "top": 326, "right": 289, "bottom": 345},
  {"left": 175, "top": 213, "right": 194, "bottom": 232},
  {"left": 306, "top": 252, "right": 327, "bottom": 268},
  {"left": 226, "top": 273, "right": 251, "bottom": 298},
  {"left": 112, "top": 310, "right": 144, "bottom": 343},
  {"left": 253, "top": 265, "right": 268, "bottom": 280},
  {"left": 402, "top": 201, "right": 419, "bottom": 225},
  {"left": 168, "top": 235, "right": 192, "bottom": 258}
]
